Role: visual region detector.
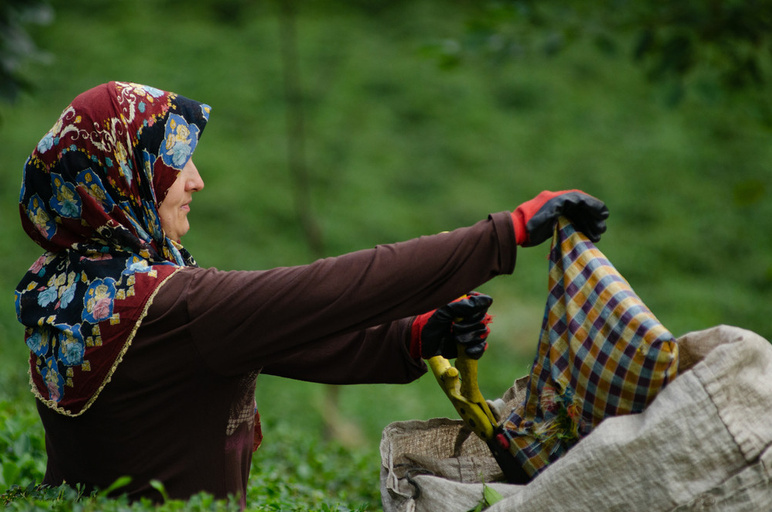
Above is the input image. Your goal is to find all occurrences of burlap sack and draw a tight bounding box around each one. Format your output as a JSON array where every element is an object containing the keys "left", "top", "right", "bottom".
[{"left": 381, "top": 325, "right": 772, "bottom": 512}]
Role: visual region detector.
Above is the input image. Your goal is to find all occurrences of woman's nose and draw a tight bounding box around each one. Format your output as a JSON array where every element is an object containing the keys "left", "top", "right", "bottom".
[{"left": 186, "top": 161, "right": 205, "bottom": 191}]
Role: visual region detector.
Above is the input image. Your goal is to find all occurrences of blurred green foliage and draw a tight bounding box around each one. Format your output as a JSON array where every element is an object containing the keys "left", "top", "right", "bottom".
[
  {"left": 0, "top": 0, "right": 52, "bottom": 103},
  {"left": 439, "top": 0, "right": 772, "bottom": 109},
  {"left": 1, "top": 0, "right": 771, "bottom": 509}
]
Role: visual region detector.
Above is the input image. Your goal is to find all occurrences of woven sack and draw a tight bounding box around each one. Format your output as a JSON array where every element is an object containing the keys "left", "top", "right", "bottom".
[{"left": 381, "top": 326, "right": 772, "bottom": 512}]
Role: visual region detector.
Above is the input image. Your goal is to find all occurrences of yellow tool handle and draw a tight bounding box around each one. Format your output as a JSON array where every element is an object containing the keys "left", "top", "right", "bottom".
[
  {"left": 428, "top": 348, "right": 498, "bottom": 441},
  {"left": 456, "top": 350, "right": 498, "bottom": 423},
  {"left": 426, "top": 321, "right": 531, "bottom": 484}
]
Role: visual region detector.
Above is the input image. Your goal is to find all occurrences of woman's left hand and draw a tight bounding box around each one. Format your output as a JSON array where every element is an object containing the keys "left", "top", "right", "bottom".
[{"left": 512, "top": 190, "right": 609, "bottom": 247}]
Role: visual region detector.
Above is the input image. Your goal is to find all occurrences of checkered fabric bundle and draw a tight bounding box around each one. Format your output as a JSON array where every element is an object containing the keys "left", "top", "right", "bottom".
[{"left": 500, "top": 217, "right": 679, "bottom": 478}]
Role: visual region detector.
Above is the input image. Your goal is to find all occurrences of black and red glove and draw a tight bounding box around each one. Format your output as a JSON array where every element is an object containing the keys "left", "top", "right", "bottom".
[
  {"left": 512, "top": 190, "right": 609, "bottom": 247},
  {"left": 410, "top": 293, "right": 493, "bottom": 360}
]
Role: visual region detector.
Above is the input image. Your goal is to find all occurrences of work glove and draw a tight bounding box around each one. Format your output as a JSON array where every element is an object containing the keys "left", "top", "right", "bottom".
[
  {"left": 410, "top": 293, "right": 493, "bottom": 360},
  {"left": 512, "top": 190, "right": 609, "bottom": 247}
]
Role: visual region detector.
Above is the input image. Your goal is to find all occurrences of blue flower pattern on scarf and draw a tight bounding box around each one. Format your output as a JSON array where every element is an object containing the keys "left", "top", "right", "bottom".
[
  {"left": 27, "top": 194, "right": 57, "bottom": 240},
  {"left": 42, "top": 358, "right": 65, "bottom": 402},
  {"left": 56, "top": 325, "right": 85, "bottom": 366},
  {"left": 82, "top": 278, "right": 117, "bottom": 324},
  {"left": 49, "top": 174, "right": 82, "bottom": 218},
  {"left": 161, "top": 113, "right": 200, "bottom": 169},
  {"left": 26, "top": 328, "right": 50, "bottom": 357}
]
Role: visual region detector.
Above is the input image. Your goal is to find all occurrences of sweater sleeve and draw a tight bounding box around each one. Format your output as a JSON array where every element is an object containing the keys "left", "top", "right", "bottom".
[
  {"left": 157, "top": 211, "right": 516, "bottom": 378},
  {"left": 261, "top": 319, "right": 426, "bottom": 384}
]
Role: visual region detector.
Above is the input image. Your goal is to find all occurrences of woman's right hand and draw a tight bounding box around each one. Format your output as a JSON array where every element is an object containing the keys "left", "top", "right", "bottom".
[{"left": 411, "top": 293, "right": 493, "bottom": 360}]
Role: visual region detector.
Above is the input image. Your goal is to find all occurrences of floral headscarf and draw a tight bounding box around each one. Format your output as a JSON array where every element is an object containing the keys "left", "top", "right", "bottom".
[{"left": 15, "top": 81, "right": 210, "bottom": 416}]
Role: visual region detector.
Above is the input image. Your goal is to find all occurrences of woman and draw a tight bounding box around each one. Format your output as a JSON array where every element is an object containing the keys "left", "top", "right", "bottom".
[{"left": 15, "top": 81, "right": 608, "bottom": 506}]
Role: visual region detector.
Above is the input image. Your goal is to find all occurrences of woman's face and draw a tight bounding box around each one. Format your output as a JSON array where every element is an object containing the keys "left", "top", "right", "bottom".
[{"left": 157, "top": 159, "right": 205, "bottom": 242}]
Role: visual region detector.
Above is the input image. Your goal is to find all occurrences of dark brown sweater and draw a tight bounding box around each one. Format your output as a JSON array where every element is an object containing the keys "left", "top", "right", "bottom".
[{"left": 36, "top": 212, "right": 516, "bottom": 506}]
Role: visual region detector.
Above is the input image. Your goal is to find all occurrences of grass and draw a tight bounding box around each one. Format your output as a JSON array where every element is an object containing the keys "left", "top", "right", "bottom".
[{"left": 1, "top": 0, "right": 771, "bottom": 510}]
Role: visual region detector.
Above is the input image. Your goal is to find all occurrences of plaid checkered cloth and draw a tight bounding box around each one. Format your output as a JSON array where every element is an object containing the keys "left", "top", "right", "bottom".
[{"left": 501, "top": 217, "right": 679, "bottom": 479}]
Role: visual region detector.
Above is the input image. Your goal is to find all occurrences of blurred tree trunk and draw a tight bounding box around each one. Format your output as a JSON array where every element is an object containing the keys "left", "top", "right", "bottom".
[
  {"left": 277, "top": 0, "right": 364, "bottom": 448},
  {"left": 278, "top": 0, "right": 324, "bottom": 257}
]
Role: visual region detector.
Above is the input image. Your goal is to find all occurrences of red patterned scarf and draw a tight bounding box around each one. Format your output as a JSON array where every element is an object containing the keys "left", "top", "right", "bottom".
[{"left": 15, "top": 81, "right": 210, "bottom": 416}]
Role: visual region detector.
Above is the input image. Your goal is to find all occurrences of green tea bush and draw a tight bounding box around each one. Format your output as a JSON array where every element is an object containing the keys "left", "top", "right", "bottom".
[
  {"left": 2, "top": 482, "right": 243, "bottom": 511},
  {"left": 247, "top": 416, "right": 379, "bottom": 511},
  {"left": 0, "top": 400, "right": 379, "bottom": 511},
  {"left": 0, "top": 401, "right": 45, "bottom": 491}
]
